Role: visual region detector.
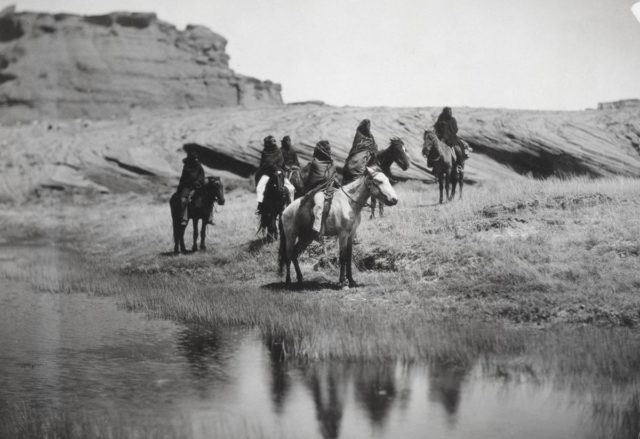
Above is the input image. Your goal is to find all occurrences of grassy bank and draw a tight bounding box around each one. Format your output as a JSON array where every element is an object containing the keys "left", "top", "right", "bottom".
[
  {"left": 2, "top": 176, "right": 640, "bottom": 361},
  {"left": 2, "top": 176, "right": 640, "bottom": 437}
]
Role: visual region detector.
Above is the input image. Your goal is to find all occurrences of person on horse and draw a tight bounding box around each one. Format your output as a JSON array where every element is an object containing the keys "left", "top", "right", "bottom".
[
  {"left": 433, "top": 107, "right": 470, "bottom": 170},
  {"left": 342, "top": 119, "right": 379, "bottom": 184},
  {"left": 177, "top": 150, "right": 211, "bottom": 226},
  {"left": 255, "top": 135, "right": 295, "bottom": 215},
  {"left": 304, "top": 140, "right": 338, "bottom": 242},
  {"left": 281, "top": 135, "right": 300, "bottom": 169}
]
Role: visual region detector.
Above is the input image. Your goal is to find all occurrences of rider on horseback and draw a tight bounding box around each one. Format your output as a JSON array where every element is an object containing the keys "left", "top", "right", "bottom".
[
  {"left": 281, "top": 135, "right": 300, "bottom": 169},
  {"left": 434, "top": 107, "right": 470, "bottom": 171},
  {"left": 177, "top": 150, "right": 211, "bottom": 226},
  {"left": 256, "top": 135, "right": 295, "bottom": 215},
  {"left": 342, "top": 119, "right": 379, "bottom": 184},
  {"left": 304, "top": 140, "right": 338, "bottom": 242}
]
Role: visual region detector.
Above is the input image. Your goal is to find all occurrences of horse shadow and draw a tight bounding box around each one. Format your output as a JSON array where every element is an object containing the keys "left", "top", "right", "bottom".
[
  {"left": 261, "top": 279, "right": 344, "bottom": 292},
  {"left": 159, "top": 249, "right": 203, "bottom": 257},
  {"left": 247, "top": 236, "right": 277, "bottom": 253}
]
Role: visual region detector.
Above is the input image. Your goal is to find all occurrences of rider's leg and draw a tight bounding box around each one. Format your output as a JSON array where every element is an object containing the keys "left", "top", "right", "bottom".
[
  {"left": 179, "top": 187, "right": 191, "bottom": 226},
  {"left": 312, "top": 191, "right": 325, "bottom": 241},
  {"left": 284, "top": 178, "right": 295, "bottom": 204},
  {"left": 255, "top": 174, "right": 270, "bottom": 213}
]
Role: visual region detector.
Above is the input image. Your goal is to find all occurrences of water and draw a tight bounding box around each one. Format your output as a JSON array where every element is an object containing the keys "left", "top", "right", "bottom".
[{"left": 0, "top": 246, "right": 636, "bottom": 438}]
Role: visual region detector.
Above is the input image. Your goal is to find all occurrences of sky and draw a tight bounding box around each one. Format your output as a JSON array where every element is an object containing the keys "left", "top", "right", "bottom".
[{"left": 4, "top": 0, "right": 640, "bottom": 110}]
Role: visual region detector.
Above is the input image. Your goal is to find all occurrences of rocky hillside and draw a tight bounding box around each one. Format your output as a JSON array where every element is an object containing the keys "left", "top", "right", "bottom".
[
  {"left": 0, "top": 6, "right": 282, "bottom": 122},
  {"left": 1, "top": 104, "right": 639, "bottom": 204}
]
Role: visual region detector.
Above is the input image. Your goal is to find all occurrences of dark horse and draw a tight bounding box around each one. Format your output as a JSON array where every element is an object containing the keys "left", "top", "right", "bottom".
[
  {"left": 258, "top": 169, "right": 290, "bottom": 241},
  {"left": 170, "top": 176, "right": 225, "bottom": 254},
  {"left": 370, "top": 137, "right": 411, "bottom": 218},
  {"left": 422, "top": 130, "right": 462, "bottom": 204},
  {"left": 286, "top": 165, "right": 305, "bottom": 199}
]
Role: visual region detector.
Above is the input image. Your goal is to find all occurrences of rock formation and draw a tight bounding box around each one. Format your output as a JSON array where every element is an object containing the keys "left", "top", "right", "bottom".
[
  {"left": 0, "top": 6, "right": 282, "bottom": 122},
  {"left": 597, "top": 99, "right": 640, "bottom": 111},
  {"left": 1, "top": 104, "right": 640, "bottom": 203}
]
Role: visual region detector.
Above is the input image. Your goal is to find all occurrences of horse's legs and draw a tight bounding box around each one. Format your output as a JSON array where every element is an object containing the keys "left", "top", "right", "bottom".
[
  {"left": 200, "top": 220, "right": 207, "bottom": 251},
  {"left": 173, "top": 221, "right": 180, "bottom": 255},
  {"left": 292, "top": 237, "right": 310, "bottom": 284},
  {"left": 191, "top": 219, "right": 199, "bottom": 252},
  {"left": 445, "top": 172, "right": 451, "bottom": 202},
  {"left": 338, "top": 235, "right": 349, "bottom": 287},
  {"left": 450, "top": 174, "right": 457, "bottom": 201},
  {"left": 438, "top": 176, "right": 444, "bottom": 204},
  {"left": 379, "top": 202, "right": 384, "bottom": 218},
  {"left": 370, "top": 197, "right": 376, "bottom": 219},
  {"left": 459, "top": 172, "right": 464, "bottom": 200},
  {"left": 346, "top": 236, "right": 357, "bottom": 288},
  {"left": 179, "top": 223, "right": 187, "bottom": 254}
]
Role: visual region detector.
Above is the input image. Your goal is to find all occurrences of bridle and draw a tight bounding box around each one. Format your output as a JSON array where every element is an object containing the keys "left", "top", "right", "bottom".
[{"left": 338, "top": 171, "right": 386, "bottom": 209}]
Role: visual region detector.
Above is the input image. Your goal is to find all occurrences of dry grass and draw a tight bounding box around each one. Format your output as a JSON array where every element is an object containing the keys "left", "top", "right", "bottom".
[{"left": 2, "top": 176, "right": 640, "bottom": 364}]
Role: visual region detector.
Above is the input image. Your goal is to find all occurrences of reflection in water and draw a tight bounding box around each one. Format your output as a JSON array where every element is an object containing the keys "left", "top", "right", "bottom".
[
  {"left": 427, "top": 358, "right": 472, "bottom": 427},
  {"left": 2, "top": 246, "right": 640, "bottom": 439},
  {"left": 267, "top": 340, "right": 291, "bottom": 415},
  {"left": 304, "top": 363, "right": 348, "bottom": 439},
  {"left": 353, "top": 362, "right": 397, "bottom": 429}
]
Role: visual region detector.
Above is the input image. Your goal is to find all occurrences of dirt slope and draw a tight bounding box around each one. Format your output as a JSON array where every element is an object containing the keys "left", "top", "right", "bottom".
[{"left": 0, "top": 104, "right": 639, "bottom": 203}]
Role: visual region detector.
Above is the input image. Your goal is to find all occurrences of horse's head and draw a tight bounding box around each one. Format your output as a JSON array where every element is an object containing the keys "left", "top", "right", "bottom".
[
  {"left": 422, "top": 130, "right": 439, "bottom": 158},
  {"left": 205, "top": 176, "right": 225, "bottom": 205},
  {"left": 365, "top": 166, "right": 398, "bottom": 206},
  {"left": 389, "top": 137, "right": 411, "bottom": 171}
]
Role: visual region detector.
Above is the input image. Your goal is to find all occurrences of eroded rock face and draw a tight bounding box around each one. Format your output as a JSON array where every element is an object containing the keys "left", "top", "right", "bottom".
[{"left": 0, "top": 8, "right": 282, "bottom": 122}]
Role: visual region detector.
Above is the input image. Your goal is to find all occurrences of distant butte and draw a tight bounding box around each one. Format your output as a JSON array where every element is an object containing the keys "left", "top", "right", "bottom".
[{"left": 0, "top": 6, "right": 282, "bottom": 122}]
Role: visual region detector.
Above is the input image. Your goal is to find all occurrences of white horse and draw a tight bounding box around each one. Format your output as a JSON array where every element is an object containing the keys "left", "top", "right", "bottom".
[{"left": 278, "top": 166, "right": 398, "bottom": 288}]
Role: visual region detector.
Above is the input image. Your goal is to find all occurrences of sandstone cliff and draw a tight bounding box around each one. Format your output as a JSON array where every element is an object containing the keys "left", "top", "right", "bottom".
[
  {"left": 1, "top": 104, "right": 640, "bottom": 203},
  {"left": 0, "top": 6, "right": 282, "bottom": 122}
]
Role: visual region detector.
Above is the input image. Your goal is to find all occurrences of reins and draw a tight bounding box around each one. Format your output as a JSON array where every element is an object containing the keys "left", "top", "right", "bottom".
[{"left": 337, "top": 176, "right": 374, "bottom": 209}]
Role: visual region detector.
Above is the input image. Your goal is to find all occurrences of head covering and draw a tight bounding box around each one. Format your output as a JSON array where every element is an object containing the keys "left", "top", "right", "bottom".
[
  {"left": 263, "top": 135, "right": 278, "bottom": 151},
  {"left": 313, "top": 140, "right": 332, "bottom": 162},
  {"left": 356, "top": 119, "right": 372, "bottom": 138},
  {"left": 281, "top": 135, "right": 291, "bottom": 150},
  {"left": 255, "top": 135, "right": 285, "bottom": 184},
  {"left": 437, "top": 107, "right": 453, "bottom": 123},
  {"left": 183, "top": 149, "right": 199, "bottom": 164}
]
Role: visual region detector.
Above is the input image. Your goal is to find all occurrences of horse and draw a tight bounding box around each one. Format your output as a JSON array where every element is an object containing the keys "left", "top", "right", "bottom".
[
  {"left": 278, "top": 166, "right": 398, "bottom": 288},
  {"left": 258, "top": 169, "right": 290, "bottom": 241},
  {"left": 170, "top": 176, "right": 225, "bottom": 254},
  {"left": 286, "top": 165, "right": 305, "bottom": 199},
  {"left": 422, "top": 130, "right": 462, "bottom": 204},
  {"left": 369, "top": 137, "right": 411, "bottom": 218}
]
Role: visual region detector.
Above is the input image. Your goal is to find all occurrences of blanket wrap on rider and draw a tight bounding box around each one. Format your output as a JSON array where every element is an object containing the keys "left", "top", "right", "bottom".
[
  {"left": 255, "top": 137, "right": 285, "bottom": 185},
  {"left": 304, "top": 141, "right": 337, "bottom": 194},
  {"left": 342, "top": 119, "right": 379, "bottom": 184}
]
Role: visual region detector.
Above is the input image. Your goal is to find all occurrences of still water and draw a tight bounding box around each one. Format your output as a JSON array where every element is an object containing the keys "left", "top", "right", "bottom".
[{"left": 0, "top": 246, "right": 635, "bottom": 438}]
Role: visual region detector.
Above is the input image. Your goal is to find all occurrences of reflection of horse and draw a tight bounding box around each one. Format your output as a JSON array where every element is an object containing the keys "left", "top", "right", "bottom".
[
  {"left": 428, "top": 357, "right": 472, "bottom": 427},
  {"left": 353, "top": 362, "right": 397, "bottom": 427},
  {"left": 302, "top": 363, "right": 348, "bottom": 439},
  {"left": 370, "top": 137, "right": 411, "bottom": 218},
  {"left": 258, "top": 170, "right": 290, "bottom": 241},
  {"left": 170, "top": 177, "right": 225, "bottom": 254},
  {"left": 279, "top": 166, "right": 398, "bottom": 288},
  {"left": 422, "top": 130, "right": 461, "bottom": 204}
]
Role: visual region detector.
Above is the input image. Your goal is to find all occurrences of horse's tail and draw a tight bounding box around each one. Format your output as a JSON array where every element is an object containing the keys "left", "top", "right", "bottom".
[{"left": 278, "top": 215, "right": 286, "bottom": 276}]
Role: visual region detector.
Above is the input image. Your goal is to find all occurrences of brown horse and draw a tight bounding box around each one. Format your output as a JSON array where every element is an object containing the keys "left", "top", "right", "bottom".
[
  {"left": 278, "top": 166, "right": 398, "bottom": 288},
  {"left": 258, "top": 170, "right": 290, "bottom": 242},
  {"left": 422, "top": 130, "right": 461, "bottom": 204},
  {"left": 370, "top": 136, "right": 411, "bottom": 218},
  {"left": 170, "top": 176, "right": 225, "bottom": 254}
]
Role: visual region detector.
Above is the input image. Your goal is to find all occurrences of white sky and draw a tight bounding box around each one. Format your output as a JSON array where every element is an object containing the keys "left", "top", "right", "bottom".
[{"left": 5, "top": 0, "right": 640, "bottom": 110}]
